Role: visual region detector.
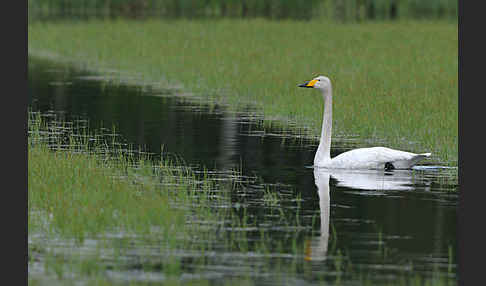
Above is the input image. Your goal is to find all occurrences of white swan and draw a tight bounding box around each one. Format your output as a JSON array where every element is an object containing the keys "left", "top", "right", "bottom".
[{"left": 298, "top": 75, "right": 431, "bottom": 170}]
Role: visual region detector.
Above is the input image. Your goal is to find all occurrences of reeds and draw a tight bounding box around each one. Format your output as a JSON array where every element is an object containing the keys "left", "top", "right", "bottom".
[{"left": 28, "top": 0, "right": 457, "bottom": 21}]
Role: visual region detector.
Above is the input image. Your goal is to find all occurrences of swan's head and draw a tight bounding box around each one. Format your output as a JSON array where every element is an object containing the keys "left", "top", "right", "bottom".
[{"left": 298, "top": 76, "right": 332, "bottom": 92}]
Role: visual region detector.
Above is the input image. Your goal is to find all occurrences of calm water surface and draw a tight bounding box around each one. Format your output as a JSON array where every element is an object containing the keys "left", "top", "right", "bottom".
[{"left": 28, "top": 57, "right": 458, "bottom": 285}]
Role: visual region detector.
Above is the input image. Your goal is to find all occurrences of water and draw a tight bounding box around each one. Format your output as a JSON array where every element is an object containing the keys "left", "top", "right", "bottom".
[{"left": 28, "top": 57, "right": 458, "bottom": 285}]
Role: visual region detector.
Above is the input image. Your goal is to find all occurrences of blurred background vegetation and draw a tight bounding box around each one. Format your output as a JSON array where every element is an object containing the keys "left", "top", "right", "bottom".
[{"left": 28, "top": 0, "right": 457, "bottom": 22}]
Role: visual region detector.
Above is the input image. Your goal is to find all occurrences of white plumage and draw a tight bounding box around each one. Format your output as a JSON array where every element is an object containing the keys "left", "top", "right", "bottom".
[
  {"left": 298, "top": 75, "right": 431, "bottom": 170},
  {"left": 328, "top": 146, "right": 431, "bottom": 169}
]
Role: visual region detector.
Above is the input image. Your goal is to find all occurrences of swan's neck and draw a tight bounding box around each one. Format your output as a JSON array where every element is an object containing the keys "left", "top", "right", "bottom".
[{"left": 315, "top": 88, "right": 332, "bottom": 166}]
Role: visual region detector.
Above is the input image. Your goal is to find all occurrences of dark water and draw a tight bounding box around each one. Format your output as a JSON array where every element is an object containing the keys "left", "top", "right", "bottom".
[{"left": 28, "top": 57, "right": 458, "bottom": 285}]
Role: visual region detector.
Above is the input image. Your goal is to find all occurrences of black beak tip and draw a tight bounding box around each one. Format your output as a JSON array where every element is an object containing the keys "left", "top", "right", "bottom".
[{"left": 298, "top": 82, "right": 312, "bottom": 88}]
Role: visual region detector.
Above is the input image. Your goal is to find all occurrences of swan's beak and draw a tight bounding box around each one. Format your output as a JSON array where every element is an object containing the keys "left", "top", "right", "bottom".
[{"left": 298, "top": 79, "right": 317, "bottom": 88}]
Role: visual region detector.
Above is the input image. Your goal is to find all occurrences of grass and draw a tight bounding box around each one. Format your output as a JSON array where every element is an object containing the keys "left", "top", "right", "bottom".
[
  {"left": 28, "top": 110, "right": 457, "bottom": 284},
  {"left": 27, "top": 111, "right": 314, "bottom": 284},
  {"left": 27, "top": 111, "right": 231, "bottom": 283},
  {"left": 28, "top": 112, "right": 203, "bottom": 243},
  {"left": 262, "top": 184, "right": 281, "bottom": 207},
  {"left": 28, "top": 19, "right": 458, "bottom": 166}
]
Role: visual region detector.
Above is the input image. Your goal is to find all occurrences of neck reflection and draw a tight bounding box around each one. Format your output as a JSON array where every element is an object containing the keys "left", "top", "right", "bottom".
[
  {"left": 305, "top": 169, "right": 331, "bottom": 261},
  {"left": 305, "top": 168, "right": 425, "bottom": 261}
]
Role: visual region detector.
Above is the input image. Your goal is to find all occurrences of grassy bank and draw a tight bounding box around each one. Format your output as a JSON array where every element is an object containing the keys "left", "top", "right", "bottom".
[{"left": 28, "top": 19, "right": 458, "bottom": 165}]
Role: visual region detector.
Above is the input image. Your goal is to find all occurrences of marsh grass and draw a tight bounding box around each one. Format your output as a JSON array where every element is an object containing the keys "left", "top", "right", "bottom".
[
  {"left": 28, "top": 19, "right": 457, "bottom": 165},
  {"left": 27, "top": 110, "right": 238, "bottom": 282},
  {"left": 28, "top": 111, "right": 201, "bottom": 243},
  {"left": 28, "top": 111, "right": 456, "bottom": 284},
  {"left": 262, "top": 185, "right": 281, "bottom": 207},
  {"left": 28, "top": 111, "right": 315, "bottom": 283}
]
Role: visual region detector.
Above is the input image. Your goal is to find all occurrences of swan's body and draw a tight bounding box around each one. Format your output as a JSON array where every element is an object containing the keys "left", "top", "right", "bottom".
[
  {"left": 322, "top": 146, "right": 430, "bottom": 170},
  {"left": 298, "top": 75, "right": 430, "bottom": 170}
]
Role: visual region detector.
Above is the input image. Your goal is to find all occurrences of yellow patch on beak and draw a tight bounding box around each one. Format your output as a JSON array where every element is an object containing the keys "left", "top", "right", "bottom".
[{"left": 307, "top": 79, "right": 318, "bottom": 87}]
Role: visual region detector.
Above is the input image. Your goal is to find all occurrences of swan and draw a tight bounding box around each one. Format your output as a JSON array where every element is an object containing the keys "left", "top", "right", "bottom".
[{"left": 298, "top": 75, "right": 431, "bottom": 170}]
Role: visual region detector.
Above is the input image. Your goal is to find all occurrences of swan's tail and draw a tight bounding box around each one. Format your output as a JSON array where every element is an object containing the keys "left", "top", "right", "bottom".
[
  {"left": 408, "top": 152, "right": 432, "bottom": 167},
  {"left": 394, "top": 152, "right": 431, "bottom": 169}
]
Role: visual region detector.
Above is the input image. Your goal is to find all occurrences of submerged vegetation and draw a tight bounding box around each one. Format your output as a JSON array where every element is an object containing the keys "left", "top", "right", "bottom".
[
  {"left": 26, "top": 111, "right": 306, "bottom": 283},
  {"left": 29, "top": 19, "right": 457, "bottom": 165},
  {"left": 28, "top": 111, "right": 247, "bottom": 283},
  {"left": 26, "top": 112, "right": 297, "bottom": 283},
  {"left": 29, "top": 112, "right": 192, "bottom": 242},
  {"left": 28, "top": 112, "right": 457, "bottom": 285}
]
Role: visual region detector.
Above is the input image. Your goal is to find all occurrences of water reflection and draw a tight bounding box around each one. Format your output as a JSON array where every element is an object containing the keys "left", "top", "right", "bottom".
[
  {"left": 305, "top": 167, "right": 434, "bottom": 262},
  {"left": 305, "top": 169, "right": 330, "bottom": 262},
  {"left": 331, "top": 169, "right": 418, "bottom": 191}
]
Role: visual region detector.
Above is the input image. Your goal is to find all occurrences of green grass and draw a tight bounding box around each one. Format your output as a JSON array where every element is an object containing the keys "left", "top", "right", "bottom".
[
  {"left": 27, "top": 111, "right": 304, "bottom": 284},
  {"left": 29, "top": 141, "right": 187, "bottom": 239},
  {"left": 28, "top": 19, "right": 457, "bottom": 166},
  {"left": 28, "top": 112, "right": 211, "bottom": 242},
  {"left": 27, "top": 111, "right": 243, "bottom": 283}
]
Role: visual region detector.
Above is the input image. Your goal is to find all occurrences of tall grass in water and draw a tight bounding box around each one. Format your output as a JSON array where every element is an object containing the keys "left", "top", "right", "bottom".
[
  {"left": 28, "top": 113, "right": 456, "bottom": 284},
  {"left": 27, "top": 111, "right": 241, "bottom": 282},
  {"left": 28, "top": 19, "right": 458, "bottom": 165},
  {"left": 28, "top": 111, "right": 213, "bottom": 243}
]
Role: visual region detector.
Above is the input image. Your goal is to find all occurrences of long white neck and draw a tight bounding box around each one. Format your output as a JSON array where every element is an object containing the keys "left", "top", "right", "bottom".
[{"left": 314, "top": 87, "right": 332, "bottom": 166}]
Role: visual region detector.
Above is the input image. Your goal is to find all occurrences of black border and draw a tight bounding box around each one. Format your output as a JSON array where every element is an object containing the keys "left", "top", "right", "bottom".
[
  {"left": 23, "top": 0, "right": 28, "bottom": 284},
  {"left": 458, "top": 0, "right": 475, "bottom": 285}
]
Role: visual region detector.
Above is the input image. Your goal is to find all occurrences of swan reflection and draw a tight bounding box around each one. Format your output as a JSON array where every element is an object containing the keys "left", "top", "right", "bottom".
[
  {"left": 305, "top": 168, "right": 425, "bottom": 261},
  {"left": 305, "top": 169, "right": 330, "bottom": 261},
  {"left": 330, "top": 169, "right": 417, "bottom": 191}
]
